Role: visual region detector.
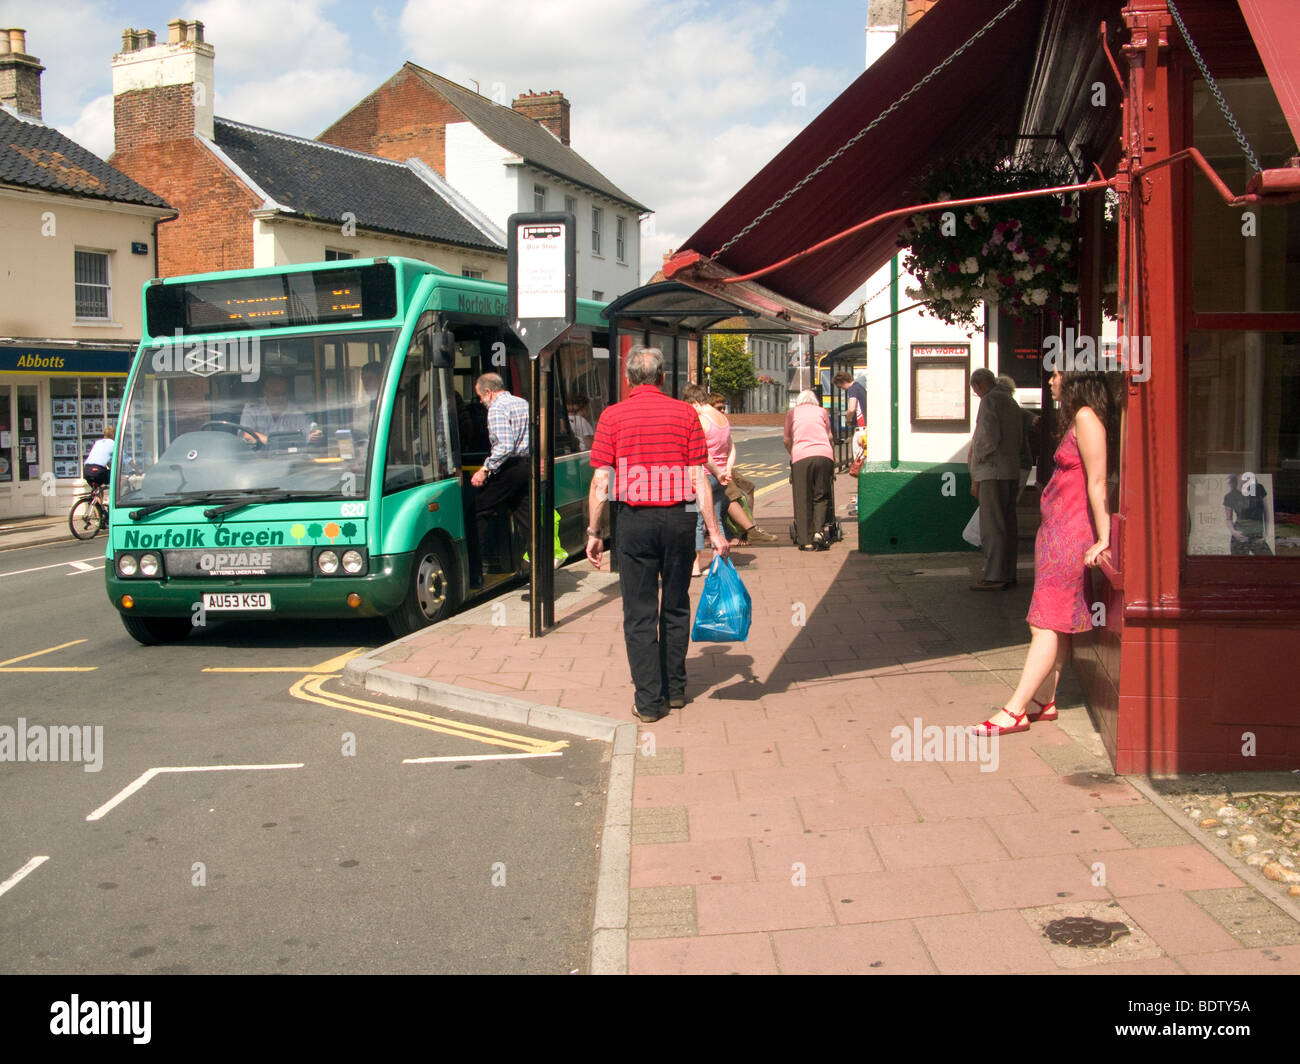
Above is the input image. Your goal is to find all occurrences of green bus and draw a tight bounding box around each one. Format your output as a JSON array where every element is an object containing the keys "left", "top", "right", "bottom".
[{"left": 107, "top": 257, "right": 612, "bottom": 644}]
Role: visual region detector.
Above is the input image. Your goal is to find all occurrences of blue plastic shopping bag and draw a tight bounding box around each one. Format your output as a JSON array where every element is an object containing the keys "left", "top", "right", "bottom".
[{"left": 691, "top": 556, "right": 752, "bottom": 642}]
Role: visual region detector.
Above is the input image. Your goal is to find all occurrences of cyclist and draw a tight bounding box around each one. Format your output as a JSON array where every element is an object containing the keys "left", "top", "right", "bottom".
[{"left": 83, "top": 423, "right": 115, "bottom": 492}]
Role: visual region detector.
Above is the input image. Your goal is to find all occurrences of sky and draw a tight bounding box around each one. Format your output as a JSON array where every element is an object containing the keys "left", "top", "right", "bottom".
[{"left": 0, "top": 0, "right": 874, "bottom": 282}]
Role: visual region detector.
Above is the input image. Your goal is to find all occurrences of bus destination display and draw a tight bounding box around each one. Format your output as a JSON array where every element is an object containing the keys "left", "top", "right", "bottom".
[{"left": 147, "top": 264, "right": 398, "bottom": 336}]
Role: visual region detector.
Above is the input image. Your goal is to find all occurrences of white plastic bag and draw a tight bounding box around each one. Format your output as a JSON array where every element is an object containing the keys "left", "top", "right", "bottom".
[{"left": 961, "top": 509, "right": 981, "bottom": 548}]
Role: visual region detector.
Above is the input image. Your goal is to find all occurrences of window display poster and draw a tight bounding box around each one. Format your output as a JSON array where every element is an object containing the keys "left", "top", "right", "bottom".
[
  {"left": 0, "top": 430, "right": 8, "bottom": 448},
  {"left": 1187, "top": 473, "right": 1275, "bottom": 555}
]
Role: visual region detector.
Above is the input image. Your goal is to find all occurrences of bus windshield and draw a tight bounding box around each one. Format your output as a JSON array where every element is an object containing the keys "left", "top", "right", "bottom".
[{"left": 115, "top": 328, "right": 399, "bottom": 506}]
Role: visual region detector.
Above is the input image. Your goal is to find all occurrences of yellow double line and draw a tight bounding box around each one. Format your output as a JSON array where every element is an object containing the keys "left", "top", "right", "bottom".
[
  {"left": 289, "top": 673, "right": 567, "bottom": 755},
  {"left": 205, "top": 648, "right": 566, "bottom": 755}
]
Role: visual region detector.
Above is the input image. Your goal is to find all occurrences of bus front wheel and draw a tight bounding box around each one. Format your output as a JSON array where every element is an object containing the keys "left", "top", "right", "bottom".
[
  {"left": 387, "top": 537, "right": 459, "bottom": 638},
  {"left": 120, "top": 614, "right": 192, "bottom": 645}
]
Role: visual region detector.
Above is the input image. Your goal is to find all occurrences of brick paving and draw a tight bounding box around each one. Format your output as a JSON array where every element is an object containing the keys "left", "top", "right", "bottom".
[{"left": 349, "top": 469, "right": 1300, "bottom": 975}]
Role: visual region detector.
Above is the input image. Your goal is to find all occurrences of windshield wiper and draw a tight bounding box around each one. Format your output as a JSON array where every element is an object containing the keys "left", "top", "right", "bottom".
[
  {"left": 129, "top": 488, "right": 283, "bottom": 521},
  {"left": 202, "top": 489, "right": 336, "bottom": 519}
]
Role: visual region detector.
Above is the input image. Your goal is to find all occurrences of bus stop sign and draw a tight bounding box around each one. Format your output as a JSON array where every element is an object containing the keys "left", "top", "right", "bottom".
[{"left": 507, "top": 212, "right": 576, "bottom": 358}]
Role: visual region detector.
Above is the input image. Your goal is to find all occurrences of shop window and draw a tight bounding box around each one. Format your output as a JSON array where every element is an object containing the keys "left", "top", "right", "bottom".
[
  {"left": 75, "top": 250, "right": 111, "bottom": 320},
  {"left": 1186, "top": 76, "right": 1300, "bottom": 560},
  {"left": 1186, "top": 331, "right": 1299, "bottom": 556},
  {"left": 1191, "top": 79, "right": 1300, "bottom": 314}
]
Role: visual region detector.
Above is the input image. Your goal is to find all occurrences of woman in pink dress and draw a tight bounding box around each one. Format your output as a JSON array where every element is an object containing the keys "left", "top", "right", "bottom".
[{"left": 973, "top": 370, "right": 1113, "bottom": 735}]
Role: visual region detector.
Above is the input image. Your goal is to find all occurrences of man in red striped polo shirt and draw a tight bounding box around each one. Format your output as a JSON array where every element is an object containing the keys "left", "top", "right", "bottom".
[{"left": 586, "top": 347, "right": 730, "bottom": 722}]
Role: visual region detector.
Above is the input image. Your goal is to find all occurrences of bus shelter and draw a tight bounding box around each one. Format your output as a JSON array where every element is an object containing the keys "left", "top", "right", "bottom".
[
  {"left": 596, "top": 280, "right": 832, "bottom": 572},
  {"left": 599, "top": 281, "right": 830, "bottom": 402},
  {"left": 820, "top": 340, "right": 868, "bottom": 471}
]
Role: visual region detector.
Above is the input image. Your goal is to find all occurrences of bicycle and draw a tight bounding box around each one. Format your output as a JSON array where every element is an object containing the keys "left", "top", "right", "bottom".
[{"left": 69, "top": 481, "right": 109, "bottom": 541}]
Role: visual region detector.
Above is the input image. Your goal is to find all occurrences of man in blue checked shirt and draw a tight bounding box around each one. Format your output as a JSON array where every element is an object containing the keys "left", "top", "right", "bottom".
[{"left": 470, "top": 372, "right": 531, "bottom": 568}]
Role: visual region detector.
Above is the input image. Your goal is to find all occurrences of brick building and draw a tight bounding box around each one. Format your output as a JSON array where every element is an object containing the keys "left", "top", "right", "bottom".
[
  {"left": 0, "top": 29, "right": 174, "bottom": 518},
  {"left": 108, "top": 21, "right": 505, "bottom": 280},
  {"left": 319, "top": 63, "right": 651, "bottom": 302}
]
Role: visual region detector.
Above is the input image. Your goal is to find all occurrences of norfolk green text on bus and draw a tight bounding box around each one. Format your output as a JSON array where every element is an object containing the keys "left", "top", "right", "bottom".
[{"left": 106, "top": 257, "right": 611, "bottom": 645}]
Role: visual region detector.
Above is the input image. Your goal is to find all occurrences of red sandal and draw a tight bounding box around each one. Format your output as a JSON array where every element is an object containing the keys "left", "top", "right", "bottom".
[
  {"left": 972, "top": 707, "right": 1030, "bottom": 736},
  {"left": 1027, "top": 698, "right": 1057, "bottom": 722}
]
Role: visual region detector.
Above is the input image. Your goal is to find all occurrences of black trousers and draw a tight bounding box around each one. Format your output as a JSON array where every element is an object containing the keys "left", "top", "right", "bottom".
[
  {"left": 475, "top": 455, "right": 531, "bottom": 546},
  {"left": 791, "top": 456, "right": 834, "bottom": 546},
  {"left": 977, "top": 477, "right": 1019, "bottom": 582},
  {"left": 614, "top": 503, "right": 696, "bottom": 714}
]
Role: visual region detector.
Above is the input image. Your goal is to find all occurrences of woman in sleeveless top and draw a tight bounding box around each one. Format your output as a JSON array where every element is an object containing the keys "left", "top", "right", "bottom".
[{"left": 973, "top": 370, "right": 1114, "bottom": 736}]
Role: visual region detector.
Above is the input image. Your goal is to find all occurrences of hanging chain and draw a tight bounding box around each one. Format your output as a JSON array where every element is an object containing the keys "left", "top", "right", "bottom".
[
  {"left": 1167, "top": 0, "right": 1261, "bottom": 173},
  {"left": 709, "top": 0, "right": 1025, "bottom": 260}
]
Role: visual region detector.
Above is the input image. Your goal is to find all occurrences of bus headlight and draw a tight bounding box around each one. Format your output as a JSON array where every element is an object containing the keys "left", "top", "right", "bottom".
[
  {"left": 341, "top": 550, "right": 364, "bottom": 575},
  {"left": 139, "top": 553, "right": 161, "bottom": 578},
  {"left": 118, "top": 554, "right": 138, "bottom": 577},
  {"left": 317, "top": 550, "right": 339, "bottom": 575}
]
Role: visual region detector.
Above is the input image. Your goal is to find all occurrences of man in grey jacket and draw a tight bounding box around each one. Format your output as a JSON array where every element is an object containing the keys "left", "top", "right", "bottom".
[{"left": 968, "top": 367, "right": 1023, "bottom": 590}]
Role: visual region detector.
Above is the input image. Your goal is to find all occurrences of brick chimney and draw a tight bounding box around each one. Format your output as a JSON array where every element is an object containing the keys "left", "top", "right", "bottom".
[
  {"left": 904, "top": 0, "right": 941, "bottom": 29},
  {"left": 512, "top": 90, "right": 570, "bottom": 146},
  {"left": 112, "top": 18, "right": 214, "bottom": 153},
  {"left": 0, "top": 29, "right": 45, "bottom": 119}
]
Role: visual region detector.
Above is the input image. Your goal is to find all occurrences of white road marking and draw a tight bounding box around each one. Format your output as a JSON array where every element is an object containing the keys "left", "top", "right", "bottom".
[
  {"left": 0, "top": 856, "right": 50, "bottom": 900},
  {"left": 403, "top": 752, "right": 564, "bottom": 764},
  {"left": 85, "top": 763, "right": 305, "bottom": 822},
  {"left": 0, "top": 556, "right": 103, "bottom": 579},
  {"left": 66, "top": 560, "right": 97, "bottom": 573}
]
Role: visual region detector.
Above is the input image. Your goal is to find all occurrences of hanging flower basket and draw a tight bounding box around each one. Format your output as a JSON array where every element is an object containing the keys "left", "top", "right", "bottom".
[
  {"left": 755, "top": 374, "right": 778, "bottom": 385},
  {"left": 897, "top": 155, "right": 1082, "bottom": 330}
]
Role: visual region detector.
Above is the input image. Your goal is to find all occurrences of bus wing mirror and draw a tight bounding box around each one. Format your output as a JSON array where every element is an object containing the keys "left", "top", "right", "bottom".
[{"left": 431, "top": 329, "right": 455, "bottom": 369}]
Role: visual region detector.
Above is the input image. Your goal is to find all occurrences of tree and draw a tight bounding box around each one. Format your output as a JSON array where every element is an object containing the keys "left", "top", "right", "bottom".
[{"left": 705, "top": 334, "right": 758, "bottom": 409}]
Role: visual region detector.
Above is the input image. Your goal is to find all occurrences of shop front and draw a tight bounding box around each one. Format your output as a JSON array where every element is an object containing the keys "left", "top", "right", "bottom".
[
  {"left": 0, "top": 343, "right": 135, "bottom": 519},
  {"left": 660, "top": 0, "right": 1299, "bottom": 773}
]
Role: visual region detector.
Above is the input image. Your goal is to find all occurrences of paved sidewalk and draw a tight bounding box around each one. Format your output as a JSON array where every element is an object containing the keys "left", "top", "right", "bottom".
[
  {"left": 344, "top": 469, "right": 1300, "bottom": 975},
  {"left": 0, "top": 513, "right": 76, "bottom": 551}
]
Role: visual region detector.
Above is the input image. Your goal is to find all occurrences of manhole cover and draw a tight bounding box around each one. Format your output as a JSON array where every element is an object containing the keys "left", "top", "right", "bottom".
[{"left": 1044, "top": 916, "right": 1131, "bottom": 947}]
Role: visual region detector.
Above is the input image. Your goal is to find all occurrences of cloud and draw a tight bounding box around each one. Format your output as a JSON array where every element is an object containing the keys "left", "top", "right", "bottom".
[
  {"left": 190, "top": 0, "right": 351, "bottom": 77},
  {"left": 0, "top": 1, "right": 121, "bottom": 123},
  {"left": 214, "top": 68, "right": 372, "bottom": 137},
  {"left": 59, "top": 93, "right": 114, "bottom": 160}
]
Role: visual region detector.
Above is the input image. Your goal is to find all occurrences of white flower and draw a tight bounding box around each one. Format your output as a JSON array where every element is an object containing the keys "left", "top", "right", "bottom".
[
  {"left": 974, "top": 205, "right": 990, "bottom": 221},
  {"left": 1012, "top": 250, "right": 1030, "bottom": 263},
  {"left": 1014, "top": 267, "right": 1034, "bottom": 282},
  {"left": 1044, "top": 236, "right": 1060, "bottom": 251},
  {"left": 960, "top": 256, "right": 979, "bottom": 274},
  {"left": 1030, "top": 288, "right": 1049, "bottom": 305},
  {"left": 1061, "top": 282, "right": 1079, "bottom": 293}
]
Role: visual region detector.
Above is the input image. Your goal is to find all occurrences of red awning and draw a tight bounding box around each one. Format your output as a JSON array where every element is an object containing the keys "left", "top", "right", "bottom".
[
  {"left": 668, "top": 0, "right": 1046, "bottom": 315},
  {"left": 1237, "top": 0, "right": 1300, "bottom": 151}
]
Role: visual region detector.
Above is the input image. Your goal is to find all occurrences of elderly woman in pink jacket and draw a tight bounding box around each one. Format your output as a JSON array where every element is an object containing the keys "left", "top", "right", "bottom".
[{"left": 783, "top": 390, "right": 835, "bottom": 550}]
